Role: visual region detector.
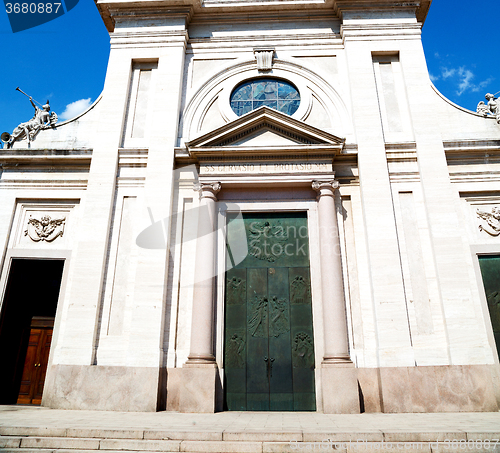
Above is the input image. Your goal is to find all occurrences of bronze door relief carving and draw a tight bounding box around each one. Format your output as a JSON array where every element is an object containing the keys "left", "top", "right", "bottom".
[{"left": 224, "top": 212, "right": 316, "bottom": 411}]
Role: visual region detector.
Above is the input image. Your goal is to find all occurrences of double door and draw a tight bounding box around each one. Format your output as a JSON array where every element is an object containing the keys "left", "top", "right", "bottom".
[
  {"left": 17, "top": 321, "right": 53, "bottom": 405},
  {"left": 224, "top": 212, "right": 316, "bottom": 411}
]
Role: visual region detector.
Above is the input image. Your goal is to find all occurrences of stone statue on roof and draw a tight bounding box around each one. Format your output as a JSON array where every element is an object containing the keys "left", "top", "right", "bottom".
[
  {"left": 477, "top": 93, "right": 500, "bottom": 124},
  {"left": 1, "top": 88, "right": 58, "bottom": 149}
]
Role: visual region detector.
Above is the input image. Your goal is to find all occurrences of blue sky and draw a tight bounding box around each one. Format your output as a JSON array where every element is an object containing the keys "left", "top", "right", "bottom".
[{"left": 0, "top": 0, "right": 498, "bottom": 143}]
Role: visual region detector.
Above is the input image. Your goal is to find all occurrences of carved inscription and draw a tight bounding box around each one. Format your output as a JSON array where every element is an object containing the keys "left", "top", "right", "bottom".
[{"left": 200, "top": 161, "right": 330, "bottom": 176}]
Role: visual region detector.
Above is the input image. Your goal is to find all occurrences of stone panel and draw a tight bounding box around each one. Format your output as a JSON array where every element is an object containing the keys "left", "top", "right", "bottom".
[
  {"left": 375, "top": 365, "right": 499, "bottom": 413},
  {"left": 43, "top": 364, "right": 159, "bottom": 411},
  {"left": 357, "top": 368, "right": 382, "bottom": 413},
  {"left": 166, "top": 367, "right": 183, "bottom": 412}
]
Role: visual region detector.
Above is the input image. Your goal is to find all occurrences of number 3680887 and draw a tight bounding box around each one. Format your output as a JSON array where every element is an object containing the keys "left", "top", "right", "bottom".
[{"left": 5, "top": 3, "right": 62, "bottom": 13}]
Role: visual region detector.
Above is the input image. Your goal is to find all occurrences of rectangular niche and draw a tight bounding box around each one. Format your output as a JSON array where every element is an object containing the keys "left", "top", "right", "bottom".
[
  {"left": 9, "top": 200, "right": 79, "bottom": 249},
  {"left": 121, "top": 60, "right": 158, "bottom": 148}
]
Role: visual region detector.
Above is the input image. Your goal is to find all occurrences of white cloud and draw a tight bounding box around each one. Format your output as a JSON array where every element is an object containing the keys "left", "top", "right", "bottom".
[
  {"left": 433, "top": 65, "right": 494, "bottom": 97},
  {"left": 441, "top": 67, "right": 456, "bottom": 79},
  {"left": 59, "top": 98, "right": 92, "bottom": 120}
]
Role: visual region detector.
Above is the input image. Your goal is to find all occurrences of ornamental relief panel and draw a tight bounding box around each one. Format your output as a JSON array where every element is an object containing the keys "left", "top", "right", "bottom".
[
  {"left": 25, "top": 215, "right": 66, "bottom": 242},
  {"left": 226, "top": 276, "right": 246, "bottom": 305},
  {"left": 477, "top": 206, "right": 500, "bottom": 237},
  {"left": 10, "top": 201, "right": 78, "bottom": 249},
  {"left": 248, "top": 220, "right": 288, "bottom": 263},
  {"left": 248, "top": 295, "right": 290, "bottom": 338},
  {"left": 461, "top": 195, "right": 500, "bottom": 243}
]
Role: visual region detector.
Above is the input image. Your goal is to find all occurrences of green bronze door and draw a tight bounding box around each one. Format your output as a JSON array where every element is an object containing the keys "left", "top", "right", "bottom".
[
  {"left": 224, "top": 212, "right": 316, "bottom": 411},
  {"left": 478, "top": 256, "right": 500, "bottom": 360}
]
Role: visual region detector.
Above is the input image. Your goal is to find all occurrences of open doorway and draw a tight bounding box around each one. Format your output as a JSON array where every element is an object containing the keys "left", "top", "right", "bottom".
[{"left": 0, "top": 259, "right": 64, "bottom": 405}]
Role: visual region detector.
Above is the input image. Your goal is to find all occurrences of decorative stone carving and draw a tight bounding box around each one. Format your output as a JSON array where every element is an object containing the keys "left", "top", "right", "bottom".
[
  {"left": 24, "top": 214, "right": 65, "bottom": 242},
  {"left": 254, "top": 47, "right": 274, "bottom": 71},
  {"left": 476, "top": 93, "right": 500, "bottom": 124},
  {"left": 312, "top": 179, "right": 340, "bottom": 195},
  {"left": 3, "top": 95, "right": 58, "bottom": 148},
  {"left": 193, "top": 182, "right": 221, "bottom": 200},
  {"left": 248, "top": 220, "right": 288, "bottom": 262},
  {"left": 477, "top": 207, "right": 500, "bottom": 236}
]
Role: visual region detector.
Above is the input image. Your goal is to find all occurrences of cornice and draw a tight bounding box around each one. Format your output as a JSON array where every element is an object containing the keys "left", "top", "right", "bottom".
[
  {"left": 0, "top": 149, "right": 92, "bottom": 166},
  {"left": 96, "top": 0, "right": 431, "bottom": 32},
  {"left": 333, "top": 0, "right": 430, "bottom": 23},
  {"left": 96, "top": 2, "right": 193, "bottom": 32}
]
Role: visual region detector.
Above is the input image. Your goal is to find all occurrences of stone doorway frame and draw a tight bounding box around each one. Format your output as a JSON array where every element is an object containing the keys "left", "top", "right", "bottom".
[{"left": 0, "top": 249, "right": 71, "bottom": 406}]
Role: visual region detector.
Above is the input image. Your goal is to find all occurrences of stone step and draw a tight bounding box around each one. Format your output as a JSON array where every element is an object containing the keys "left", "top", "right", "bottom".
[{"left": 2, "top": 430, "right": 500, "bottom": 453}]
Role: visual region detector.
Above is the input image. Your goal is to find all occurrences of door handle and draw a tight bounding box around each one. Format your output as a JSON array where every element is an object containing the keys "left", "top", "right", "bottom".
[{"left": 264, "top": 356, "right": 275, "bottom": 379}]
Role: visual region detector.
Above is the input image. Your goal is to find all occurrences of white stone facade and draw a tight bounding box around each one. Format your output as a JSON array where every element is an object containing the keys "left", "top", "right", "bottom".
[{"left": 1, "top": 0, "right": 499, "bottom": 413}]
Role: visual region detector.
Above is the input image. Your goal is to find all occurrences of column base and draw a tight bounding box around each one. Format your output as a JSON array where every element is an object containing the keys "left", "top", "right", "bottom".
[
  {"left": 185, "top": 354, "right": 216, "bottom": 365},
  {"left": 179, "top": 363, "right": 218, "bottom": 413},
  {"left": 321, "top": 362, "right": 360, "bottom": 414}
]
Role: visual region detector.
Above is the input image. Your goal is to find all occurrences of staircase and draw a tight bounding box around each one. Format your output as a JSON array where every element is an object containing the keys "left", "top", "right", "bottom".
[
  {"left": 0, "top": 426, "right": 478, "bottom": 453},
  {"left": 1, "top": 408, "right": 500, "bottom": 453}
]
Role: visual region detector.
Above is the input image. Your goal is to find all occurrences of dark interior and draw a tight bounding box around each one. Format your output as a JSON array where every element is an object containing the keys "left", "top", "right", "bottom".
[{"left": 0, "top": 259, "right": 64, "bottom": 404}]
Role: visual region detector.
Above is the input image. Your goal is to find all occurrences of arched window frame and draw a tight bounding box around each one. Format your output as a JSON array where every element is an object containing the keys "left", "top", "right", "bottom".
[{"left": 229, "top": 77, "right": 301, "bottom": 117}]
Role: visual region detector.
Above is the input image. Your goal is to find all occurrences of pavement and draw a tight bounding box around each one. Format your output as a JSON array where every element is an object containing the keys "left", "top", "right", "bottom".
[{"left": 1, "top": 405, "right": 500, "bottom": 435}]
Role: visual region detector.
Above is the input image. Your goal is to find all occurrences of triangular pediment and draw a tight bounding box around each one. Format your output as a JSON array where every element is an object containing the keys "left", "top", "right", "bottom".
[
  {"left": 230, "top": 128, "right": 306, "bottom": 147},
  {"left": 186, "top": 106, "right": 345, "bottom": 157}
]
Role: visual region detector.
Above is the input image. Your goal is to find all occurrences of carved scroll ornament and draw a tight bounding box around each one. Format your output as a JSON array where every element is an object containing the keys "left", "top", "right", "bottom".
[{"left": 24, "top": 214, "right": 65, "bottom": 242}]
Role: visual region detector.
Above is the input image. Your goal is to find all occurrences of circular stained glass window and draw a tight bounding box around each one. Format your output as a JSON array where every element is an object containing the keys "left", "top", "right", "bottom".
[{"left": 230, "top": 78, "right": 300, "bottom": 117}]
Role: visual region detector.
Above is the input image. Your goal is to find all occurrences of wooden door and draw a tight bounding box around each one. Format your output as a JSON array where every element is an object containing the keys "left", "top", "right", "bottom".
[
  {"left": 224, "top": 212, "right": 316, "bottom": 411},
  {"left": 17, "top": 318, "right": 53, "bottom": 405}
]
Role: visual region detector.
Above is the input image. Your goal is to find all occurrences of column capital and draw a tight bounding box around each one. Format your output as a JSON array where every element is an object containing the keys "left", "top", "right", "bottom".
[
  {"left": 312, "top": 180, "right": 340, "bottom": 197},
  {"left": 194, "top": 182, "right": 221, "bottom": 201}
]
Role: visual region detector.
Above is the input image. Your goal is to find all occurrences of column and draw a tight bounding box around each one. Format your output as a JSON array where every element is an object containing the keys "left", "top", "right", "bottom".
[
  {"left": 312, "top": 180, "right": 351, "bottom": 363},
  {"left": 313, "top": 179, "right": 359, "bottom": 413},
  {"left": 179, "top": 182, "right": 221, "bottom": 412},
  {"left": 187, "top": 182, "right": 221, "bottom": 363}
]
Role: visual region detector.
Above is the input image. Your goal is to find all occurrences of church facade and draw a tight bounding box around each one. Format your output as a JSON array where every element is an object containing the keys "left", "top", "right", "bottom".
[{"left": 1, "top": 0, "right": 500, "bottom": 413}]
